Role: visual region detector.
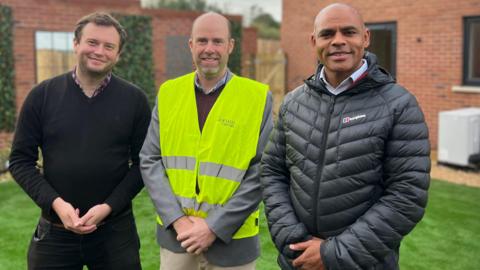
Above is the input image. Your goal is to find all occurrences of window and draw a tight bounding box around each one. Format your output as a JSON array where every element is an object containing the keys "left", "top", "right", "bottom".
[
  {"left": 366, "top": 22, "right": 397, "bottom": 78},
  {"left": 166, "top": 35, "right": 193, "bottom": 79},
  {"left": 464, "top": 17, "right": 480, "bottom": 86},
  {"left": 35, "top": 31, "right": 75, "bottom": 83}
]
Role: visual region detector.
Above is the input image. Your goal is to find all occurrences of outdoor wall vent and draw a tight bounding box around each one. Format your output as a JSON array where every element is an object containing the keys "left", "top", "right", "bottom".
[{"left": 438, "top": 107, "right": 480, "bottom": 168}]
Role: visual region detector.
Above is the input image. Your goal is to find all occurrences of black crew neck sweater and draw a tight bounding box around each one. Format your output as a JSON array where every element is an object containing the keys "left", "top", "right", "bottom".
[{"left": 9, "top": 72, "right": 151, "bottom": 223}]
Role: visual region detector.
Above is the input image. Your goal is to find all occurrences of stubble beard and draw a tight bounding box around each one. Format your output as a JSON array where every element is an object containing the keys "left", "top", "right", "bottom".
[
  {"left": 200, "top": 66, "right": 221, "bottom": 79},
  {"left": 79, "top": 56, "right": 115, "bottom": 80}
]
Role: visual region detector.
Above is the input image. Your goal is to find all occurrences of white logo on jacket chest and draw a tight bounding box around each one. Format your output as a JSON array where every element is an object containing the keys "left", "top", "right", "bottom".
[{"left": 342, "top": 114, "right": 366, "bottom": 124}]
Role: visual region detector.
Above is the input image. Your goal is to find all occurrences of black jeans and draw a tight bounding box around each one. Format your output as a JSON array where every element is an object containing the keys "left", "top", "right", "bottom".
[{"left": 27, "top": 211, "right": 141, "bottom": 270}]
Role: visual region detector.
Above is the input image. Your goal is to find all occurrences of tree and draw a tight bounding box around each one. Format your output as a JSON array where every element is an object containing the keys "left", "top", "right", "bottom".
[
  {"left": 251, "top": 13, "right": 280, "bottom": 40},
  {"left": 149, "top": 0, "right": 221, "bottom": 12}
]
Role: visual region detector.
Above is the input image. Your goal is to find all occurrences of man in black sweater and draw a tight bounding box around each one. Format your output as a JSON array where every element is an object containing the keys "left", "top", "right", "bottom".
[{"left": 9, "top": 12, "right": 150, "bottom": 269}]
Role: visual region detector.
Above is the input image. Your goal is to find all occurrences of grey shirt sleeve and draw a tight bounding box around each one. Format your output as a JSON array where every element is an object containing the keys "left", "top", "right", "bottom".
[
  {"left": 140, "top": 100, "right": 185, "bottom": 228},
  {"left": 205, "top": 91, "right": 274, "bottom": 244}
]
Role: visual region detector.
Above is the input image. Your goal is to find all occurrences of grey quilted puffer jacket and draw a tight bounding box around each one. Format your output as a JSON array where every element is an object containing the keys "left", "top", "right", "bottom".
[{"left": 261, "top": 53, "right": 430, "bottom": 270}]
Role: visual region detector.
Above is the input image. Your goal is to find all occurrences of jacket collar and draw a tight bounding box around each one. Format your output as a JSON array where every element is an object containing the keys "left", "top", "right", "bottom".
[{"left": 304, "top": 51, "right": 395, "bottom": 96}]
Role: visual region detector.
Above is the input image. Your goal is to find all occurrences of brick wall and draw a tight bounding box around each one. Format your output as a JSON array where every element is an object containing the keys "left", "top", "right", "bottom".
[
  {"left": 0, "top": 132, "right": 12, "bottom": 150},
  {"left": 241, "top": 27, "right": 258, "bottom": 77},
  {"left": 143, "top": 8, "right": 245, "bottom": 85},
  {"left": 282, "top": 0, "right": 480, "bottom": 148},
  {"left": 0, "top": 0, "right": 142, "bottom": 118},
  {"left": 0, "top": 0, "right": 255, "bottom": 148},
  {"left": 146, "top": 8, "right": 199, "bottom": 84}
]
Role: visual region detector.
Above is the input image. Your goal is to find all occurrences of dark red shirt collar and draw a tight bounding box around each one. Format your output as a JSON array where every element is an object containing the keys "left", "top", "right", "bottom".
[{"left": 72, "top": 66, "right": 112, "bottom": 98}]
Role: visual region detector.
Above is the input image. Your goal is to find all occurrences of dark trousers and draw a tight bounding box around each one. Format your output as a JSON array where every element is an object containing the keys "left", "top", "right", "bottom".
[{"left": 27, "top": 211, "right": 142, "bottom": 270}]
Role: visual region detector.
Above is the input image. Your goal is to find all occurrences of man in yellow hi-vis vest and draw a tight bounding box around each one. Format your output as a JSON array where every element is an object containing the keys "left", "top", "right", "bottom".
[{"left": 140, "top": 12, "right": 273, "bottom": 270}]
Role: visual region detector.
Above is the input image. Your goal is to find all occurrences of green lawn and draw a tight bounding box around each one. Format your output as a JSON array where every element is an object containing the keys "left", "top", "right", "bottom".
[
  {"left": 399, "top": 180, "right": 480, "bottom": 269},
  {"left": 1, "top": 179, "right": 479, "bottom": 269}
]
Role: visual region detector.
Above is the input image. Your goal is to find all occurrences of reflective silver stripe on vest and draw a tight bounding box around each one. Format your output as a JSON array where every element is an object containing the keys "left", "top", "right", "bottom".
[
  {"left": 162, "top": 156, "right": 196, "bottom": 170},
  {"left": 177, "top": 195, "right": 221, "bottom": 213},
  {"left": 199, "top": 162, "right": 246, "bottom": 183}
]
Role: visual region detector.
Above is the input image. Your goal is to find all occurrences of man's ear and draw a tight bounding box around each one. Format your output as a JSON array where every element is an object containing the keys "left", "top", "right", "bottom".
[
  {"left": 228, "top": 38, "right": 235, "bottom": 54},
  {"left": 188, "top": 38, "right": 193, "bottom": 50},
  {"left": 73, "top": 38, "right": 79, "bottom": 53},
  {"left": 363, "top": 28, "right": 371, "bottom": 48},
  {"left": 310, "top": 32, "right": 316, "bottom": 47}
]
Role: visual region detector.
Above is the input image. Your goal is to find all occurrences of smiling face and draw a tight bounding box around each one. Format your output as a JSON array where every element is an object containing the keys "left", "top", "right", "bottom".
[
  {"left": 189, "top": 13, "right": 234, "bottom": 81},
  {"left": 311, "top": 4, "right": 370, "bottom": 84},
  {"left": 73, "top": 22, "right": 121, "bottom": 78}
]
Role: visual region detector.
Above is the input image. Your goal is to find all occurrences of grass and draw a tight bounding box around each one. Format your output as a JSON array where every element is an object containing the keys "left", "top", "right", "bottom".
[
  {"left": 0, "top": 179, "right": 278, "bottom": 270},
  {"left": 1, "top": 179, "right": 479, "bottom": 269},
  {"left": 399, "top": 180, "right": 480, "bottom": 269}
]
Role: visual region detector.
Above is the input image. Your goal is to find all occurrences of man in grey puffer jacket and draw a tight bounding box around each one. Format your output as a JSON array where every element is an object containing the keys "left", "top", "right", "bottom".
[{"left": 261, "top": 3, "right": 430, "bottom": 270}]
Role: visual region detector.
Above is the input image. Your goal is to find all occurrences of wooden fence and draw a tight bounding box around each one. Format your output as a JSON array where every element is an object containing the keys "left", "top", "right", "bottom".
[{"left": 255, "top": 39, "right": 286, "bottom": 117}]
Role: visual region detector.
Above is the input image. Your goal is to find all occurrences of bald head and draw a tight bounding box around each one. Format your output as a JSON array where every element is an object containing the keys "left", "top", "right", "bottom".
[
  {"left": 189, "top": 12, "right": 235, "bottom": 82},
  {"left": 314, "top": 3, "right": 365, "bottom": 33},
  {"left": 191, "top": 12, "right": 232, "bottom": 38},
  {"left": 310, "top": 3, "right": 370, "bottom": 87}
]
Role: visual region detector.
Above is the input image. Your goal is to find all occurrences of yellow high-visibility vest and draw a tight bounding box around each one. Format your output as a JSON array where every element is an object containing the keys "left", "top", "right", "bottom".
[{"left": 157, "top": 72, "right": 268, "bottom": 239}]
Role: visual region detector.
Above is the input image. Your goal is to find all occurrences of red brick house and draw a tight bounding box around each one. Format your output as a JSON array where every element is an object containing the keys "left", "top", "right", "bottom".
[
  {"left": 0, "top": 0, "right": 257, "bottom": 145},
  {"left": 281, "top": 0, "right": 480, "bottom": 148}
]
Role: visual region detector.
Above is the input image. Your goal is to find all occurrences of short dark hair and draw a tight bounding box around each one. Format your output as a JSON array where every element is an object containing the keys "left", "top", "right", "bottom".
[{"left": 74, "top": 12, "right": 127, "bottom": 53}]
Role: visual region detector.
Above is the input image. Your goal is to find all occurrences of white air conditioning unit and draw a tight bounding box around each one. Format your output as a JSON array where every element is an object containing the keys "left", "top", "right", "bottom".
[{"left": 438, "top": 107, "right": 480, "bottom": 167}]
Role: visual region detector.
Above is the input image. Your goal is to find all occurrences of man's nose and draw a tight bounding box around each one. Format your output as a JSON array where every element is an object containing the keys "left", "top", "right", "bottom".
[
  {"left": 204, "top": 41, "right": 215, "bottom": 52},
  {"left": 331, "top": 32, "right": 346, "bottom": 46},
  {"left": 93, "top": 45, "right": 106, "bottom": 55}
]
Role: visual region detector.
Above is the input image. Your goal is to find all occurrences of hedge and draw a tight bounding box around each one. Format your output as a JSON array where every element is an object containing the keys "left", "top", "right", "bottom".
[
  {"left": 229, "top": 19, "right": 242, "bottom": 75},
  {"left": 0, "top": 5, "right": 16, "bottom": 131},
  {"left": 113, "top": 14, "right": 156, "bottom": 107}
]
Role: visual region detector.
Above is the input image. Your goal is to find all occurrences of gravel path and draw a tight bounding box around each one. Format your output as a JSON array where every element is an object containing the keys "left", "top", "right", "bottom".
[
  {"left": 429, "top": 150, "right": 480, "bottom": 187},
  {"left": 431, "top": 163, "right": 480, "bottom": 187}
]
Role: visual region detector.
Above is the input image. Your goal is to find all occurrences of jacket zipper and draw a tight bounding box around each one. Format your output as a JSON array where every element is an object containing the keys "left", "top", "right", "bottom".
[{"left": 313, "top": 95, "right": 335, "bottom": 232}]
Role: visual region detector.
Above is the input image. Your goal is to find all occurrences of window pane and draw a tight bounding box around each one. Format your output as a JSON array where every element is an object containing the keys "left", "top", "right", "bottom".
[
  {"left": 369, "top": 29, "right": 392, "bottom": 72},
  {"left": 366, "top": 23, "right": 396, "bottom": 77},
  {"left": 464, "top": 17, "right": 480, "bottom": 86},
  {"left": 35, "top": 31, "right": 52, "bottom": 49},
  {"left": 52, "top": 32, "right": 72, "bottom": 51},
  {"left": 469, "top": 21, "right": 480, "bottom": 80},
  {"left": 35, "top": 31, "right": 75, "bottom": 83},
  {"left": 166, "top": 35, "right": 193, "bottom": 79}
]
